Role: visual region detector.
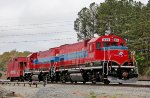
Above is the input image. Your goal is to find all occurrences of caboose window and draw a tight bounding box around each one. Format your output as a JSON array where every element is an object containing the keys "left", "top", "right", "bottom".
[
  {"left": 96, "top": 42, "right": 101, "bottom": 49},
  {"left": 89, "top": 44, "right": 93, "bottom": 52},
  {"left": 103, "top": 42, "right": 110, "bottom": 47}
]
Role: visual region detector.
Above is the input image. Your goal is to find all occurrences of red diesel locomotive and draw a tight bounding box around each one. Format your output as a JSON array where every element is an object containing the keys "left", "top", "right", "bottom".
[{"left": 7, "top": 34, "right": 138, "bottom": 84}]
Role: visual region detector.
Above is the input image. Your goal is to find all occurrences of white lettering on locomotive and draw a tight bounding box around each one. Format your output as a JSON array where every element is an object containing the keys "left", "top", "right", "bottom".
[
  {"left": 114, "top": 38, "right": 119, "bottom": 42},
  {"left": 102, "top": 38, "right": 110, "bottom": 41},
  {"left": 10, "top": 70, "right": 16, "bottom": 74}
]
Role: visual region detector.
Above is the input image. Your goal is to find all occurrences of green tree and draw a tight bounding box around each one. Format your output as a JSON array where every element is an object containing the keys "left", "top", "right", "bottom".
[
  {"left": 0, "top": 73, "right": 2, "bottom": 78},
  {"left": 74, "top": 2, "right": 98, "bottom": 41},
  {"left": 0, "top": 50, "right": 31, "bottom": 71},
  {"left": 147, "top": 0, "right": 150, "bottom": 7},
  {"left": 74, "top": 0, "right": 150, "bottom": 75}
]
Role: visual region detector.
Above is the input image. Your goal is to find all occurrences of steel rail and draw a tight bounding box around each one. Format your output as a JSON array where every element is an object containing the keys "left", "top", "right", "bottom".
[{"left": 0, "top": 80, "right": 150, "bottom": 88}]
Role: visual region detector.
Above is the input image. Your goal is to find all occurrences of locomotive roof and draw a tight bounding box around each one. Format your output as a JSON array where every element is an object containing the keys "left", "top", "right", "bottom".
[
  {"left": 88, "top": 34, "right": 124, "bottom": 43},
  {"left": 27, "top": 52, "right": 37, "bottom": 57},
  {"left": 88, "top": 37, "right": 100, "bottom": 43}
]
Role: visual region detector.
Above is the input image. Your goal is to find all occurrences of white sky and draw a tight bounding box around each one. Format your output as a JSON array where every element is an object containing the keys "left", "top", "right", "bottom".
[{"left": 0, "top": 0, "right": 148, "bottom": 54}]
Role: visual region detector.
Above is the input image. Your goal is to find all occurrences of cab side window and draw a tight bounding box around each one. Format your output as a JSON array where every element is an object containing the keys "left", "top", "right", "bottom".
[
  {"left": 103, "top": 42, "right": 110, "bottom": 47},
  {"left": 96, "top": 42, "right": 101, "bottom": 49}
]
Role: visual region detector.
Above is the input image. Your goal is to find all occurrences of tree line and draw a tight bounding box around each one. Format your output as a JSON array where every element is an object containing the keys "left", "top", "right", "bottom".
[
  {"left": 74, "top": 0, "right": 150, "bottom": 76},
  {"left": 0, "top": 50, "right": 30, "bottom": 71}
]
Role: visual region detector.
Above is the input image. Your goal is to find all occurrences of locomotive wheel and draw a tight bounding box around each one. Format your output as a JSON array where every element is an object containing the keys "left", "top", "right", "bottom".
[
  {"left": 91, "top": 76, "right": 96, "bottom": 84},
  {"left": 83, "top": 81, "right": 86, "bottom": 84},
  {"left": 51, "top": 76, "right": 56, "bottom": 83},
  {"left": 61, "top": 76, "right": 66, "bottom": 83},
  {"left": 50, "top": 78, "right": 54, "bottom": 83},
  {"left": 10, "top": 78, "right": 14, "bottom": 82},
  {"left": 92, "top": 80, "right": 96, "bottom": 84},
  {"left": 19, "top": 76, "right": 24, "bottom": 82},
  {"left": 70, "top": 79, "right": 73, "bottom": 83},
  {"left": 62, "top": 79, "right": 66, "bottom": 83},
  {"left": 104, "top": 79, "right": 110, "bottom": 85}
]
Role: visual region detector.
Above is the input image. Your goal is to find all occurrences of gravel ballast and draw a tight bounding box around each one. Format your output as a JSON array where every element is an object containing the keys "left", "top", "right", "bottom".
[
  {"left": 33, "top": 84, "right": 150, "bottom": 98},
  {"left": 1, "top": 82, "right": 150, "bottom": 98},
  {"left": 0, "top": 86, "right": 17, "bottom": 98}
]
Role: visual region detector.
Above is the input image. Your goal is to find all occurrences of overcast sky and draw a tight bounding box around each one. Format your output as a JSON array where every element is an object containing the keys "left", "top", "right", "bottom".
[{"left": 0, "top": 0, "right": 148, "bottom": 54}]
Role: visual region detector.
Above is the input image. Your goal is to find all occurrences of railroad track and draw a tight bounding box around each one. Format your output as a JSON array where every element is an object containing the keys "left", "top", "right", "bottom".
[
  {"left": 0, "top": 80, "right": 46, "bottom": 87},
  {"left": 0, "top": 80, "right": 150, "bottom": 88},
  {"left": 47, "top": 82, "right": 150, "bottom": 88}
]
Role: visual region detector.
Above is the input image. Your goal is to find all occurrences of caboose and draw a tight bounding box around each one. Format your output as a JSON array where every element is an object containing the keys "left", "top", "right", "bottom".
[{"left": 7, "top": 57, "right": 27, "bottom": 81}]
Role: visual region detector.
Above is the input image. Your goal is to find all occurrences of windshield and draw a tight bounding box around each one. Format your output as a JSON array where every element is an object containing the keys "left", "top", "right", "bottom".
[
  {"left": 103, "top": 42, "right": 110, "bottom": 47},
  {"left": 103, "top": 42, "right": 119, "bottom": 47},
  {"left": 112, "top": 42, "right": 118, "bottom": 46}
]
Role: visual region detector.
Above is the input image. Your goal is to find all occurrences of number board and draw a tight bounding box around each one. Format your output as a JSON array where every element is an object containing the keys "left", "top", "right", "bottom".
[
  {"left": 102, "top": 38, "right": 110, "bottom": 41},
  {"left": 114, "top": 38, "right": 119, "bottom": 42}
]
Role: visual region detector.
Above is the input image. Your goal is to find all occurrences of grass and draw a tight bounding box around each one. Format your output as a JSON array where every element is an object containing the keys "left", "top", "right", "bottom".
[
  {"left": 90, "top": 92, "right": 96, "bottom": 98},
  {"left": 88, "top": 92, "right": 97, "bottom": 98},
  {"left": 87, "top": 92, "right": 146, "bottom": 98},
  {"left": 110, "top": 96, "right": 117, "bottom": 98}
]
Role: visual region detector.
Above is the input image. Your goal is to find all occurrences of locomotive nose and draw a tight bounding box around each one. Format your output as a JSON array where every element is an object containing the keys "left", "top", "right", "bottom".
[{"left": 109, "top": 50, "right": 128, "bottom": 65}]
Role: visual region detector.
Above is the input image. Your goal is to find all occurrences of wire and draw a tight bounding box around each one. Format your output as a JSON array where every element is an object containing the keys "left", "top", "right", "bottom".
[
  {"left": 0, "top": 23, "right": 73, "bottom": 32},
  {"left": 0, "top": 20, "right": 74, "bottom": 27},
  {"left": 0, "top": 37, "right": 75, "bottom": 44},
  {"left": 0, "top": 31, "right": 73, "bottom": 37}
]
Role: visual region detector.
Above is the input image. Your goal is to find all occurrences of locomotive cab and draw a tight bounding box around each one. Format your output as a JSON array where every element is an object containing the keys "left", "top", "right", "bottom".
[
  {"left": 104, "top": 36, "right": 138, "bottom": 83},
  {"left": 88, "top": 34, "right": 138, "bottom": 84}
]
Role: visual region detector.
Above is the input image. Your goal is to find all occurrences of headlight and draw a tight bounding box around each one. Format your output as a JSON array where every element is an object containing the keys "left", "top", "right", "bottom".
[{"left": 131, "top": 69, "right": 134, "bottom": 71}]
